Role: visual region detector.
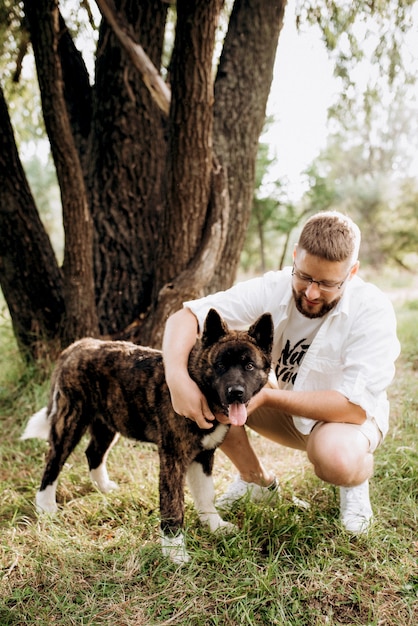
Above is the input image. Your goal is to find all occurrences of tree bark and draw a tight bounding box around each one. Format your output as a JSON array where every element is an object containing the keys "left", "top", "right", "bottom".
[
  {"left": 139, "top": 157, "right": 230, "bottom": 347},
  {"left": 88, "top": 0, "right": 168, "bottom": 336},
  {"left": 0, "top": 84, "right": 64, "bottom": 359},
  {"left": 57, "top": 13, "right": 92, "bottom": 169},
  {"left": 157, "top": 0, "right": 224, "bottom": 282},
  {"left": 24, "top": 0, "right": 98, "bottom": 344},
  {"left": 0, "top": 0, "right": 288, "bottom": 358},
  {"left": 211, "top": 0, "right": 287, "bottom": 291}
]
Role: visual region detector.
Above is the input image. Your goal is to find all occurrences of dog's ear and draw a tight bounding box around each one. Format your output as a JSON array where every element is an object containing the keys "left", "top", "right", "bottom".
[
  {"left": 248, "top": 313, "right": 274, "bottom": 356},
  {"left": 201, "top": 308, "right": 229, "bottom": 347}
]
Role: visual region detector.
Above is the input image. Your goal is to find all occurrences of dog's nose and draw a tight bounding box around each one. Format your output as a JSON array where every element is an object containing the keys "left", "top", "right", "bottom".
[{"left": 227, "top": 385, "right": 245, "bottom": 402}]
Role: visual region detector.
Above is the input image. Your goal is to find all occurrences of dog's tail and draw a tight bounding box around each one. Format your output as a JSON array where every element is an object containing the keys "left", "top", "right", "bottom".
[{"left": 21, "top": 407, "right": 50, "bottom": 441}]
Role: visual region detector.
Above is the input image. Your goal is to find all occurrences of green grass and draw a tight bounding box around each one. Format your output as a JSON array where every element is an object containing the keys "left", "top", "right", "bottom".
[{"left": 1, "top": 293, "right": 417, "bottom": 625}]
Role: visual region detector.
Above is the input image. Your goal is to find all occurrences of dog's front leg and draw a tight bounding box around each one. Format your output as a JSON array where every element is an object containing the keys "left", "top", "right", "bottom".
[
  {"left": 158, "top": 456, "right": 190, "bottom": 565},
  {"left": 187, "top": 455, "right": 236, "bottom": 534}
]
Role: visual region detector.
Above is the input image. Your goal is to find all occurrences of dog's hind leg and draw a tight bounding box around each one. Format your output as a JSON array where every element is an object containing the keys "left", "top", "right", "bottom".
[
  {"left": 36, "top": 481, "right": 59, "bottom": 514},
  {"left": 187, "top": 451, "right": 236, "bottom": 534},
  {"left": 86, "top": 420, "right": 120, "bottom": 493},
  {"left": 36, "top": 400, "right": 88, "bottom": 513}
]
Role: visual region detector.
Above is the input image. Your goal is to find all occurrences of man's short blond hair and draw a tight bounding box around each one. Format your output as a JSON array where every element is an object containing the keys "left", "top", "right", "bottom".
[{"left": 298, "top": 211, "right": 361, "bottom": 264}]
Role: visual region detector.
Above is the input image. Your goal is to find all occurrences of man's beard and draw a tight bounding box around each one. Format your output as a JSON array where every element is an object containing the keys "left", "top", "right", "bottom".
[{"left": 292, "top": 287, "right": 341, "bottom": 319}]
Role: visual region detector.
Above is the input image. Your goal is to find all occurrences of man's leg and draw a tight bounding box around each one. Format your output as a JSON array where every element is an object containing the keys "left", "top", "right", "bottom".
[
  {"left": 218, "top": 411, "right": 379, "bottom": 533},
  {"left": 306, "top": 422, "right": 377, "bottom": 533},
  {"left": 306, "top": 422, "right": 373, "bottom": 487},
  {"left": 216, "top": 425, "right": 279, "bottom": 509},
  {"left": 216, "top": 407, "right": 306, "bottom": 510},
  {"left": 220, "top": 405, "right": 308, "bottom": 483},
  {"left": 219, "top": 424, "right": 275, "bottom": 486}
]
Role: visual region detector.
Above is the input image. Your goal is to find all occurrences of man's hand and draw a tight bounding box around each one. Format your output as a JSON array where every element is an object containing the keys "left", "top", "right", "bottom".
[
  {"left": 163, "top": 308, "right": 216, "bottom": 429},
  {"left": 246, "top": 386, "right": 267, "bottom": 416},
  {"left": 168, "top": 373, "right": 215, "bottom": 429}
]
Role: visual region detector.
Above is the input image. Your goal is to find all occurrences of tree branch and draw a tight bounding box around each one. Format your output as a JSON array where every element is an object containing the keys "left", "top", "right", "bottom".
[
  {"left": 0, "top": 83, "right": 64, "bottom": 359},
  {"left": 24, "top": 0, "right": 98, "bottom": 344},
  {"left": 95, "top": 0, "right": 171, "bottom": 115}
]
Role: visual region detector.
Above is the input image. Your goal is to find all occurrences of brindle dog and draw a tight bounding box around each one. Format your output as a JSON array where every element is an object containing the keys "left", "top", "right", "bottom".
[{"left": 22, "top": 309, "right": 273, "bottom": 564}]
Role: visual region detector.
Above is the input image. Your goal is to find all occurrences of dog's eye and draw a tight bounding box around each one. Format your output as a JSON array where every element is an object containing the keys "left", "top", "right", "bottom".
[{"left": 245, "top": 362, "right": 255, "bottom": 371}]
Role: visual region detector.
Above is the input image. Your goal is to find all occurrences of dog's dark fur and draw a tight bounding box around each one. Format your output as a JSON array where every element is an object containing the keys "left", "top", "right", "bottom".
[{"left": 22, "top": 309, "right": 273, "bottom": 563}]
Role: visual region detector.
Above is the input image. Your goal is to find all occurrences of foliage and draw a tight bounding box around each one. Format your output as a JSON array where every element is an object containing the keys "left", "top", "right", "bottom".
[
  {"left": 22, "top": 154, "right": 63, "bottom": 260},
  {"left": 0, "top": 1, "right": 25, "bottom": 84},
  {"left": 241, "top": 0, "right": 418, "bottom": 274},
  {"left": 1, "top": 281, "right": 417, "bottom": 624},
  {"left": 382, "top": 179, "right": 418, "bottom": 269},
  {"left": 299, "top": 118, "right": 418, "bottom": 269},
  {"left": 242, "top": 142, "right": 285, "bottom": 273},
  {"left": 396, "top": 297, "right": 418, "bottom": 370},
  {"left": 287, "top": 0, "right": 418, "bottom": 271},
  {"left": 300, "top": 0, "right": 417, "bottom": 108}
]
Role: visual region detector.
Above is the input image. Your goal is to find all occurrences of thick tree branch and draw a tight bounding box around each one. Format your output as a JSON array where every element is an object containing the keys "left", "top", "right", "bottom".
[
  {"left": 88, "top": 0, "right": 168, "bottom": 336},
  {"left": 24, "top": 0, "right": 98, "bottom": 344},
  {"left": 57, "top": 14, "right": 92, "bottom": 167},
  {"left": 95, "top": 0, "right": 171, "bottom": 115},
  {"left": 0, "top": 83, "right": 64, "bottom": 359},
  {"left": 211, "top": 0, "right": 287, "bottom": 290},
  {"left": 157, "top": 0, "right": 224, "bottom": 284}
]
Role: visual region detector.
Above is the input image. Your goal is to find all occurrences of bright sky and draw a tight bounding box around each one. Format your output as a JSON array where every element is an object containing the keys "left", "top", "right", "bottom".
[
  {"left": 263, "top": 1, "right": 339, "bottom": 199},
  {"left": 264, "top": 0, "right": 418, "bottom": 199}
]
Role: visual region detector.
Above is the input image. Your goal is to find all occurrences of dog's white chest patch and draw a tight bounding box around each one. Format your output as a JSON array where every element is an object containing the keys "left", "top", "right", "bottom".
[{"left": 201, "top": 424, "right": 229, "bottom": 450}]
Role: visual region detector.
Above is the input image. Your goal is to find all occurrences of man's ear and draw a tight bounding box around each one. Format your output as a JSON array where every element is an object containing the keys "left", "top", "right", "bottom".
[{"left": 349, "top": 261, "right": 360, "bottom": 279}]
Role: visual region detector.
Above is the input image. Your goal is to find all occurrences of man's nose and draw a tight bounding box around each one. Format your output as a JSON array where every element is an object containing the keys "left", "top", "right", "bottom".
[{"left": 304, "top": 281, "right": 321, "bottom": 298}]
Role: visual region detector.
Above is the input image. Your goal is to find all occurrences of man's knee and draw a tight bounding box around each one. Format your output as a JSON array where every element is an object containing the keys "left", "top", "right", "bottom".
[{"left": 306, "top": 423, "right": 372, "bottom": 486}]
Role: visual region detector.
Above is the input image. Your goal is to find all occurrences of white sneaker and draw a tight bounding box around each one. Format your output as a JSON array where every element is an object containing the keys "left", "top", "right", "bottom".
[
  {"left": 340, "top": 480, "right": 373, "bottom": 534},
  {"left": 216, "top": 475, "right": 280, "bottom": 511}
]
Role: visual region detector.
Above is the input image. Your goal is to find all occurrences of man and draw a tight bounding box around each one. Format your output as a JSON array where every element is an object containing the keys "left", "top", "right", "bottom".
[{"left": 162, "top": 211, "right": 400, "bottom": 533}]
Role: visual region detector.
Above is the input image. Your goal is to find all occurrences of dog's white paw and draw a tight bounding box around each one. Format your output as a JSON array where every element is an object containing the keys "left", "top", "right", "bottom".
[
  {"left": 160, "top": 532, "right": 191, "bottom": 565},
  {"left": 36, "top": 488, "right": 58, "bottom": 514},
  {"left": 90, "top": 467, "right": 119, "bottom": 493},
  {"left": 213, "top": 519, "right": 237, "bottom": 534},
  {"left": 201, "top": 512, "right": 237, "bottom": 534},
  {"left": 97, "top": 479, "right": 119, "bottom": 494}
]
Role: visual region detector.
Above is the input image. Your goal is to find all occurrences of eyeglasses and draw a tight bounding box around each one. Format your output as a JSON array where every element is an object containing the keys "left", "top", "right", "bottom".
[{"left": 292, "top": 263, "right": 351, "bottom": 293}]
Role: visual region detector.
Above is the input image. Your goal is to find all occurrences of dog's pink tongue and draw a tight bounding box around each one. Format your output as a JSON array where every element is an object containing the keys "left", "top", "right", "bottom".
[{"left": 228, "top": 403, "right": 247, "bottom": 426}]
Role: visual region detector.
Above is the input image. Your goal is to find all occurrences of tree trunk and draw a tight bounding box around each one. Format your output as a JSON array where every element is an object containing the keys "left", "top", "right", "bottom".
[
  {"left": 89, "top": 0, "right": 168, "bottom": 336},
  {"left": 24, "top": 0, "right": 98, "bottom": 344},
  {"left": 157, "top": 0, "right": 224, "bottom": 280},
  {"left": 210, "top": 0, "right": 286, "bottom": 291},
  {"left": 139, "top": 157, "right": 230, "bottom": 347},
  {"left": 0, "top": 85, "right": 64, "bottom": 359},
  {"left": 0, "top": 0, "right": 288, "bottom": 359},
  {"left": 141, "top": 0, "right": 286, "bottom": 346}
]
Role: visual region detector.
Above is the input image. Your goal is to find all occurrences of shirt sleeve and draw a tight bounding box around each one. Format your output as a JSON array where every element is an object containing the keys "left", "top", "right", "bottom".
[{"left": 336, "top": 287, "right": 400, "bottom": 433}]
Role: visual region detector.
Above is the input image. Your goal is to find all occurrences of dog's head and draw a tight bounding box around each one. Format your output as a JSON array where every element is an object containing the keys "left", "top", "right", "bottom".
[{"left": 190, "top": 308, "right": 273, "bottom": 426}]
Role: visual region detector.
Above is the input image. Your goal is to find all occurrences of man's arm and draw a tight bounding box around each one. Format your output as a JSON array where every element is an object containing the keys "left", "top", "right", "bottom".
[
  {"left": 250, "top": 387, "right": 366, "bottom": 424},
  {"left": 162, "top": 308, "right": 216, "bottom": 429}
]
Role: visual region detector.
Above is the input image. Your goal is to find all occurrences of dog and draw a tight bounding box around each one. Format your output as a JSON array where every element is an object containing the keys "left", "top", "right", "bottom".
[{"left": 21, "top": 308, "right": 273, "bottom": 564}]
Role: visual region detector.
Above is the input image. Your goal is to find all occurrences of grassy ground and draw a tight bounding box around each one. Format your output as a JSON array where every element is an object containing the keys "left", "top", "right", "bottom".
[{"left": 0, "top": 289, "right": 417, "bottom": 625}]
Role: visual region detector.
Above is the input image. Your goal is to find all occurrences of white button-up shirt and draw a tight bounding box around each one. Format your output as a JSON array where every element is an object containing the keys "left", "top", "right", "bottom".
[{"left": 184, "top": 267, "right": 400, "bottom": 437}]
